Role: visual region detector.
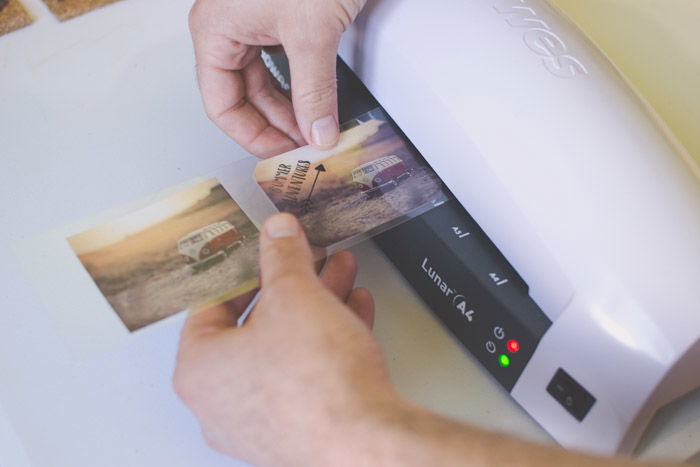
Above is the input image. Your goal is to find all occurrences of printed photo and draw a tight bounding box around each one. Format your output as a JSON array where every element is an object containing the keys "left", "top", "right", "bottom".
[
  {"left": 67, "top": 179, "right": 260, "bottom": 332},
  {"left": 254, "top": 108, "right": 448, "bottom": 247}
]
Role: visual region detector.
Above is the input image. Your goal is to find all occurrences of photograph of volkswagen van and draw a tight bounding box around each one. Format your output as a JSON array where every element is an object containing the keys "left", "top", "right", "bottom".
[
  {"left": 351, "top": 154, "right": 413, "bottom": 197},
  {"left": 254, "top": 108, "right": 448, "bottom": 248},
  {"left": 67, "top": 179, "right": 260, "bottom": 332},
  {"left": 178, "top": 220, "right": 244, "bottom": 272}
]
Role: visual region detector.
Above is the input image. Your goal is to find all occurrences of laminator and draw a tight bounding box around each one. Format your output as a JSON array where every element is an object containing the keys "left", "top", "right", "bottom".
[{"left": 331, "top": 0, "right": 700, "bottom": 457}]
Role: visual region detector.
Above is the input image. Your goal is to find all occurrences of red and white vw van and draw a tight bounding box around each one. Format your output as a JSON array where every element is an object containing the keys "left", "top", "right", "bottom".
[
  {"left": 351, "top": 154, "right": 412, "bottom": 197},
  {"left": 178, "top": 221, "right": 243, "bottom": 271}
]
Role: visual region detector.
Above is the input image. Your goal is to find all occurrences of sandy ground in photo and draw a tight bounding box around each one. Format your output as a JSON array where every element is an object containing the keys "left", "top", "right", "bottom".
[
  {"left": 106, "top": 236, "right": 259, "bottom": 331},
  {"left": 76, "top": 188, "right": 259, "bottom": 331}
]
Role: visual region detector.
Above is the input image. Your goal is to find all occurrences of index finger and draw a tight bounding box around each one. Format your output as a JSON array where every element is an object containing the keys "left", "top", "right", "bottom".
[{"left": 192, "top": 35, "right": 300, "bottom": 157}]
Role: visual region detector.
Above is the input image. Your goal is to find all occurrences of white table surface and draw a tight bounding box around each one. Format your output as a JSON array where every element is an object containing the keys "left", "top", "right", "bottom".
[{"left": 1, "top": 0, "right": 699, "bottom": 466}]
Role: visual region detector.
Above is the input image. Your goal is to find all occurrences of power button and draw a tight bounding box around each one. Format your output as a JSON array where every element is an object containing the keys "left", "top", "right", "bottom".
[{"left": 546, "top": 368, "right": 596, "bottom": 422}]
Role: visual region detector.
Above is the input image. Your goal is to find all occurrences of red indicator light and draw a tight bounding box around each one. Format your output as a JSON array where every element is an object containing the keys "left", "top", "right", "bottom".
[{"left": 507, "top": 339, "right": 520, "bottom": 353}]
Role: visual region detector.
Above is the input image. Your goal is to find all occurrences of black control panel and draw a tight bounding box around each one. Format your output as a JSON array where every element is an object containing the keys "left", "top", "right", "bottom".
[{"left": 374, "top": 201, "right": 551, "bottom": 390}]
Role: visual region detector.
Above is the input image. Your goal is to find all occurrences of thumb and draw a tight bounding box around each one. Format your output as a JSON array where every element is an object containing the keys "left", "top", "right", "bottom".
[
  {"left": 259, "top": 213, "right": 317, "bottom": 289},
  {"left": 283, "top": 32, "right": 342, "bottom": 149}
]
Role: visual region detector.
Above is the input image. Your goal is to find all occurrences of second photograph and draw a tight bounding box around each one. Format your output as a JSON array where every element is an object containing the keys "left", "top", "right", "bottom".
[{"left": 254, "top": 108, "right": 448, "bottom": 248}]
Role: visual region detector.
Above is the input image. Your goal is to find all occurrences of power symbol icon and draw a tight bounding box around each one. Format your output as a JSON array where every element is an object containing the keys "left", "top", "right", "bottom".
[{"left": 493, "top": 326, "right": 505, "bottom": 340}]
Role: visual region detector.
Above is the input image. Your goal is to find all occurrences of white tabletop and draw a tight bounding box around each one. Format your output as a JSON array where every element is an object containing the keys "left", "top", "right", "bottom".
[{"left": 1, "top": 0, "right": 699, "bottom": 466}]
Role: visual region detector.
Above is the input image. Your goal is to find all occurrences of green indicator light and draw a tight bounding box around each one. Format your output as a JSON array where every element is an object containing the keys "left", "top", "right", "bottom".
[{"left": 499, "top": 354, "right": 511, "bottom": 368}]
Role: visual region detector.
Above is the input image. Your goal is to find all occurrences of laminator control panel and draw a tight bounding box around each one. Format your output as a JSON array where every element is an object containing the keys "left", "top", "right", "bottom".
[{"left": 374, "top": 200, "right": 551, "bottom": 390}]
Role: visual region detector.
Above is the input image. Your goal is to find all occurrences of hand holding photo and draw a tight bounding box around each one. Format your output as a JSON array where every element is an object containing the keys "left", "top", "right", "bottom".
[
  {"left": 18, "top": 108, "right": 446, "bottom": 349},
  {"left": 254, "top": 108, "right": 448, "bottom": 248}
]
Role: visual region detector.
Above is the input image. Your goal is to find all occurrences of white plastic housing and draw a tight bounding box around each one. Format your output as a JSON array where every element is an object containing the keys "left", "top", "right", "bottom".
[{"left": 339, "top": 0, "right": 700, "bottom": 455}]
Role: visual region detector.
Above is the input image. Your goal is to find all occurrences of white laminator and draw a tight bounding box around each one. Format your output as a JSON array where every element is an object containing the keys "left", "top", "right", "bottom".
[
  {"left": 1, "top": 0, "right": 699, "bottom": 464},
  {"left": 339, "top": 0, "right": 700, "bottom": 455}
]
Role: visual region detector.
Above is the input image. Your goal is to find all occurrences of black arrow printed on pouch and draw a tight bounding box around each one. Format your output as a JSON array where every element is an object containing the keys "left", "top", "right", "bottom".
[{"left": 302, "top": 164, "right": 326, "bottom": 213}]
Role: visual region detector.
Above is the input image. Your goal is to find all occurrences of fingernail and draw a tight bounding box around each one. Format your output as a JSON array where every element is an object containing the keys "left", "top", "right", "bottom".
[
  {"left": 311, "top": 115, "right": 338, "bottom": 147},
  {"left": 265, "top": 214, "right": 298, "bottom": 239}
]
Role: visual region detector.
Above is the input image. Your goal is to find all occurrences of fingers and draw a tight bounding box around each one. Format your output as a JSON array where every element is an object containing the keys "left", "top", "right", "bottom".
[
  {"left": 320, "top": 250, "right": 357, "bottom": 302},
  {"left": 259, "top": 214, "right": 317, "bottom": 290},
  {"left": 189, "top": 0, "right": 369, "bottom": 155},
  {"left": 283, "top": 31, "right": 342, "bottom": 148},
  {"left": 243, "top": 58, "right": 306, "bottom": 150},
  {"left": 260, "top": 215, "right": 373, "bottom": 325},
  {"left": 180, "top": 289, "right": 259, "bottom": 344},
  {"left": 192, "top": 33, "right": 301, "bottom": 157},
  {"left": 347, "top": 287, "right": 375, "bottom": 329},
  {"left": 321, "top": 251, "right": 374, "bottom": 327}
]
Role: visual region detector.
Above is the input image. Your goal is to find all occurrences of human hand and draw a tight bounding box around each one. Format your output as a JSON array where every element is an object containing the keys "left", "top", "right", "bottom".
[
  {"left": 173, "top": 215, "right": 670, "bottom": 467},
  {"left": 188, "top": 0, "right": 368, "bottom": 158},
  {"left": 173, "top": 213, "right": 395, "bottom": 466}
]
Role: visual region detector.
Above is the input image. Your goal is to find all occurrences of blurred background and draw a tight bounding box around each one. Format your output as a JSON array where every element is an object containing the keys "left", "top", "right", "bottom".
[{"left": 552, "top": 0, "right": 700, "bottom": 167}]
